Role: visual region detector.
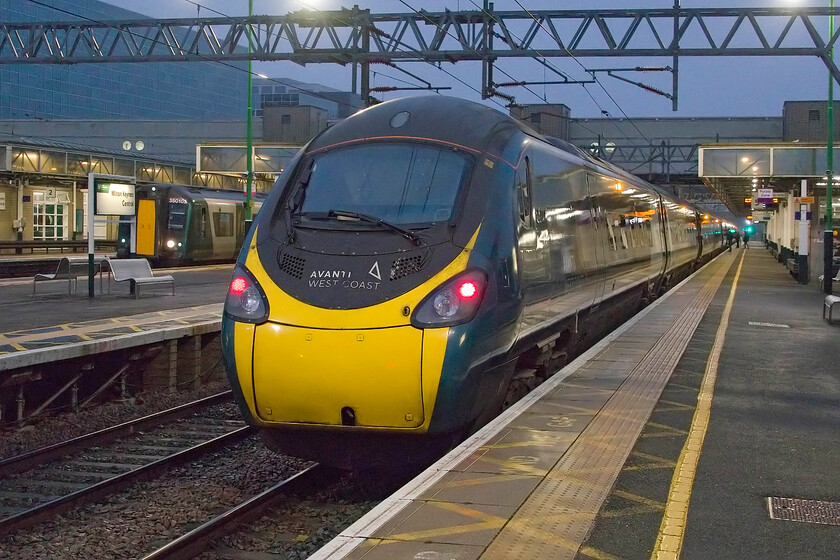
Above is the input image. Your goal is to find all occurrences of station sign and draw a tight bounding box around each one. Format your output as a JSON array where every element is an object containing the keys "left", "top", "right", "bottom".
[
  {"left": 793, "top": 196, "right": 815, "bottom": 204},
  {"left": 757, "top": 188, "right": 773, "bottom": 199},
  {"left": 93, "top": 177, "right": 136, "bottom": 216}
]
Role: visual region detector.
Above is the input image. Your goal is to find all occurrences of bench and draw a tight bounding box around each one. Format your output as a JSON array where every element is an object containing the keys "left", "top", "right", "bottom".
[
  {"left": 106, "top": 257, "right": 175, "bottom": 298},
  {"left": 33, "top": 257, "right": 81, "bottom": 296},
  {"left": 818, "top": 270, "right": 840, "bottom": 290},
  {"left": 34, "top": 257, "right": 111, "bottom": 296},
  {"left": 823, "top": 295, "right": 840, "bottom": 323}
]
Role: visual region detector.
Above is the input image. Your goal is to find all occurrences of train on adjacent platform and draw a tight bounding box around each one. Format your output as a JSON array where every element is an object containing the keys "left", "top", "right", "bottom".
[
  {"left": 117, "top": 184, "right": 266, "bottom": 265},
  {"left": 221, "top": 96, "right": 727, "bottom": 469}
]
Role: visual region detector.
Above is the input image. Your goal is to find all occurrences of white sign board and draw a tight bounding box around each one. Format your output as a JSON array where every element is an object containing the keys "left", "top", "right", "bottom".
[
  {"left": 757, "top": 188, "right": 773, "bottom": 199},
  {"left": 94, "top": 180, "right": 135, "bottom": 216},
  {"left": 0, "top": 192, "right": 5, "bottom": 211}
]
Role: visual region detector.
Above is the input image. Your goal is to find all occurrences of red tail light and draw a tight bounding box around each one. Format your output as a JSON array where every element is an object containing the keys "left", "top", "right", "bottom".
[
  {"left": 458, "top": 281, "right": 478, "bottom": 299},
  {"left": 230, "top": 277, "right": 248, "bottom": 295},
  {"left": 411, "top": 269, "right": 487, "bottom": 327},
  {"left": 224, "top": 266, "right": 269, "bottom": 324}
]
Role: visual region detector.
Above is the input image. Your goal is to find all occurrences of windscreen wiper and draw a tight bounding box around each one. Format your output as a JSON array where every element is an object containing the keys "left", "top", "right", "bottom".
[
  {"left": 283, "top": 161, "right": 314, "bottom": 244},
  {"left": 327, "top": 209, "right": 426, "bottom": 247}
]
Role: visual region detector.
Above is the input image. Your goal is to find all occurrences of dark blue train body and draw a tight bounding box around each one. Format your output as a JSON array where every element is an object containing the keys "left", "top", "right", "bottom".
[{"left": 221, "top": 96, "right": 725, "bottom": 468}]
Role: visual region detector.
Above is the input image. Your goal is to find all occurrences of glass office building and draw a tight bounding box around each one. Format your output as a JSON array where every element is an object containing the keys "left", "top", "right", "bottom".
[{"left": 1, "top": 0, "right": 248, "bottom": 120}]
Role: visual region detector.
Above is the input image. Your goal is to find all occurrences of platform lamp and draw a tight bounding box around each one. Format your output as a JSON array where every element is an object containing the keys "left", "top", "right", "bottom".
[
  {"left": 826, "top": 0, "right": 836, "bottom": 294},
  {"left": 245, "top": 0, "right": 254, "bottom": 231}
]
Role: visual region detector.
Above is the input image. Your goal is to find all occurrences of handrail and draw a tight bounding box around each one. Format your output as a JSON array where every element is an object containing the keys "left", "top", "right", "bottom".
[{"left": 0, "top": 240, "right": 118, "bottom": 255}]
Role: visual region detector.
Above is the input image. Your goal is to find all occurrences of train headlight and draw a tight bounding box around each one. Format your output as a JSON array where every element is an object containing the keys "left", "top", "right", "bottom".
[
  {"left": 224, "top": 265, "right": 269, "bottom": 323},
  {"left": 166, "top": 239, "right": 176, "bottom": 249},
  {"left": 411, "top": 269, "right": 487, "bottom": 327}
]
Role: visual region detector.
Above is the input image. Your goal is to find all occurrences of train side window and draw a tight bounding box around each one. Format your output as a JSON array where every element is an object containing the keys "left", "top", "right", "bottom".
[
  {"left": 517, "top": 157, "right": 533, "bottom": 228},
  {"left": 213, "top": 212, "right": 235, "bottom": 237},
  {"left": 198, "top": 207, "right": 208, "bottom": 238}
]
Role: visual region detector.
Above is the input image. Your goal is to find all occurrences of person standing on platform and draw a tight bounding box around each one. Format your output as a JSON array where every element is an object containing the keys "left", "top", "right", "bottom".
[
  {"left": 735, "top": 231, "right": 741, "bottom": 248},
  {"left": 726, "top": 229, "right": 734, "bottom": 252},
  {"left": 743, "top": 231, "right": 750, "bottom": 248}
]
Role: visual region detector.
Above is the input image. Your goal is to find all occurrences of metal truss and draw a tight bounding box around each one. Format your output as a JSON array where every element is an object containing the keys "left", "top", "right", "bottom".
[
  {"left": 3, "top": 6, "right": 840, "bottom": 99},
  {"left": 588, "top": 141, "right": 698, "bottom": 177}
]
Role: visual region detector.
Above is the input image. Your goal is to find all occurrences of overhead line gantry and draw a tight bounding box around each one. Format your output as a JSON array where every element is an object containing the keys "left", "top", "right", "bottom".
[{"left": 3, "top": 6, "right": 840, "bottom": 107}]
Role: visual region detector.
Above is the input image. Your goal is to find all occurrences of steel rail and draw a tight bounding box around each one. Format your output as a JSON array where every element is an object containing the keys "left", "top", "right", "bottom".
[
  {"left": 0, "top": 425, "right": 254, "bottom": 536},
  {"left": 140, "top": 463, "right": 345, "bottom": 560},
  {"left": 0, "top": 391, "right": 233, "bottom": 476}
]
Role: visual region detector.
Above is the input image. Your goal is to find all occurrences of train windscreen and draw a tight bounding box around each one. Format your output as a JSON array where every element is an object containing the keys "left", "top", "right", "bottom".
[
  {"left": 168, "top": 201, "right": 188, "bottom": 230},
  {"left": 298, "top": 143, "right": 471, "bottom": 225}
]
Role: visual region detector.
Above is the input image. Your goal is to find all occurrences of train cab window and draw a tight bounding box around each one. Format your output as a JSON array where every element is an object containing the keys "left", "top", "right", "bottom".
[
  {"left": 168, "top": 202, "right": 187, "bottom": 230},
  {"left": 213, "top": 212, "right": 235, "bottom": 237},
  {"left": 516, "top": 157, "right": 533, "bottom": 228},
  {"left": 296, "top": 142, "right": 471, "bottom": 225}
]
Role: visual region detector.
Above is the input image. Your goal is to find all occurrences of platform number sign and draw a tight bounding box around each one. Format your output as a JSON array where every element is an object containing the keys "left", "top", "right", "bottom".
[{"left": 93, "top": 177, "right": 136, "bottom": 216}]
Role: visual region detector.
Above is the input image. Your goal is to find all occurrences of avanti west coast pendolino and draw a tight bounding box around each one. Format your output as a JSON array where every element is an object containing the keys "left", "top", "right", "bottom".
[{"left": 221, "top": 96, "right": 726, "bottom": 469}]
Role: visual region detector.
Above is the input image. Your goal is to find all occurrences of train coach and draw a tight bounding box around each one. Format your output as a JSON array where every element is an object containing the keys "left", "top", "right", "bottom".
[
  {"left": 221, "top": 96, "right": 725, "bottom": 469},
  {"left": 116, "top": 184, "right": 266, "bottom": 265}
]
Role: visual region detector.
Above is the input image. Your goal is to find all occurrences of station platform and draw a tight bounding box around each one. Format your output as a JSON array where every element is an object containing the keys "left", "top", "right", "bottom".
[
  {"left": 312, "top": 248, "right": 840, "bottom": 560},
  {"left": 0, "top": 264, "right": 232, "bottom": 370}
]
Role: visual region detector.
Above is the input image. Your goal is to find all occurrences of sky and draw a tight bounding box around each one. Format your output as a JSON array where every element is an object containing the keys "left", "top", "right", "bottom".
[{"left": 97, "top": 0, "right": 838, "bottom": 120}]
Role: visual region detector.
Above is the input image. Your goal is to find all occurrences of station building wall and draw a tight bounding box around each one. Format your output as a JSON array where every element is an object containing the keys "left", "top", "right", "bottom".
[
  {"left": 0, "top": 120, "right": 263, "bottom": 162},
  {"left": 783, "top": 100, "right": 840, "bottom": 142}
]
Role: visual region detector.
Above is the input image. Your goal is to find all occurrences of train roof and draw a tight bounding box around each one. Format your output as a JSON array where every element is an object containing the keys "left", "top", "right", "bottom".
[
  {"left": 308, "top": 95, "right": 546, "bottom": 156},
  {"left": 141, "top": 183, "right": 266, "bottom": 203},
  {"left": 306, "top": 96, "right": 720, "bottom": 220}
]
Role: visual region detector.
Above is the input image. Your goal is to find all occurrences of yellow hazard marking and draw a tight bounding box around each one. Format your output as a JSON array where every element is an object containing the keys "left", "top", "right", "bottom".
[
  {"left": 655, "top": 399, "right": 697, "bottom": 411},
  {"left": 579, "top": 545, "right": 623, "bottom": 560},
  {"left": 447, "top": 473, "right": 540, "bottom": 488},
  {"left": 650, "top": 251, "right": 744, "bottom": 560},
  {"left": 642, "top": 421, "right": 689, "bottom": 436},
  {"left": 472, "top": 455, "right": 549, "bottom": 476},
  {"left": 0, "top": 304, "right": 221, "bottom": 348},
  {"left": 487, "top": 434, "right": 574, "bottom": 449},
  {"left": 613, "top": 489, "right": 665, "bottom": 510},
  {"left": 665, "top": 383, "right": 701, "bottom": 392},
  {"left": 382, "top": 501, "right": 506, "bottom": 541},
  {"left": 601, "top": 505, "right": 664, "bottom": 518},
  {"left": 627, "top": 450, "right": 677, "bottom": 468}
]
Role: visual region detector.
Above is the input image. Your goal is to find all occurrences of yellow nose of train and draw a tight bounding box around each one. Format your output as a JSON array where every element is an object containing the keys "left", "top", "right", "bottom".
[{"left": 223, "top": 227, "right": 479, "bottom": 435}]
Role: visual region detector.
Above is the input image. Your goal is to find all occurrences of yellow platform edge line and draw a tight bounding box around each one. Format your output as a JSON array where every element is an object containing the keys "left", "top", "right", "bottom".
[{"left": 650, "top": 251, "right": 745, "bottom": 560}]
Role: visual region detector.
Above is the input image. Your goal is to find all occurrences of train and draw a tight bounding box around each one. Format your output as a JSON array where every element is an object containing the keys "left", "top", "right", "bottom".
[
  {"left": 221, "top": 96, "right": 726, "bottom": 469},
  {"left": 116, "top": 184, "right": 266, "bottom": 264}
]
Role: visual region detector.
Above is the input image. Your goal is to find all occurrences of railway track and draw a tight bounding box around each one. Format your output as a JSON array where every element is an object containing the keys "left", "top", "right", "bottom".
[
  {"left": 140, "top": 463, "right": 344, "bottom": 560},
  {"left": 0, "top": 391, "right": 251, "bottom": 536}
]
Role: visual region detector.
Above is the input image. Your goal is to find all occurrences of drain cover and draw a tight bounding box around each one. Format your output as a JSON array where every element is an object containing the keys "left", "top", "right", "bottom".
[{"left": 767, "top": 497, "right": 840, "bottom": 526}]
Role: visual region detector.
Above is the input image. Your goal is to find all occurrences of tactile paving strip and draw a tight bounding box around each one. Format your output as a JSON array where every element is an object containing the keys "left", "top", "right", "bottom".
[{"left": 481, "top": 258, "right": 731, "bottom": 559}]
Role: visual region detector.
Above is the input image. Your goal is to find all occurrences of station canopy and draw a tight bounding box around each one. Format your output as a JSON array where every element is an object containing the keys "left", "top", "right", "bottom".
[
  {"left": 197, "top": 143, "right": 301, "bottom": 176},
  {"left": 699, "top": 143, "right": 839, "bottom": 217}
]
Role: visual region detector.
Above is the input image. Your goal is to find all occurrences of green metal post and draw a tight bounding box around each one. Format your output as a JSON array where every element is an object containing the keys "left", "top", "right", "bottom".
[
  {"left": 826, "top": 0, "right": 835, "bottom": 294},
  {"left": 245, "top": 0, "right": 254, "bottom": 225}
]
